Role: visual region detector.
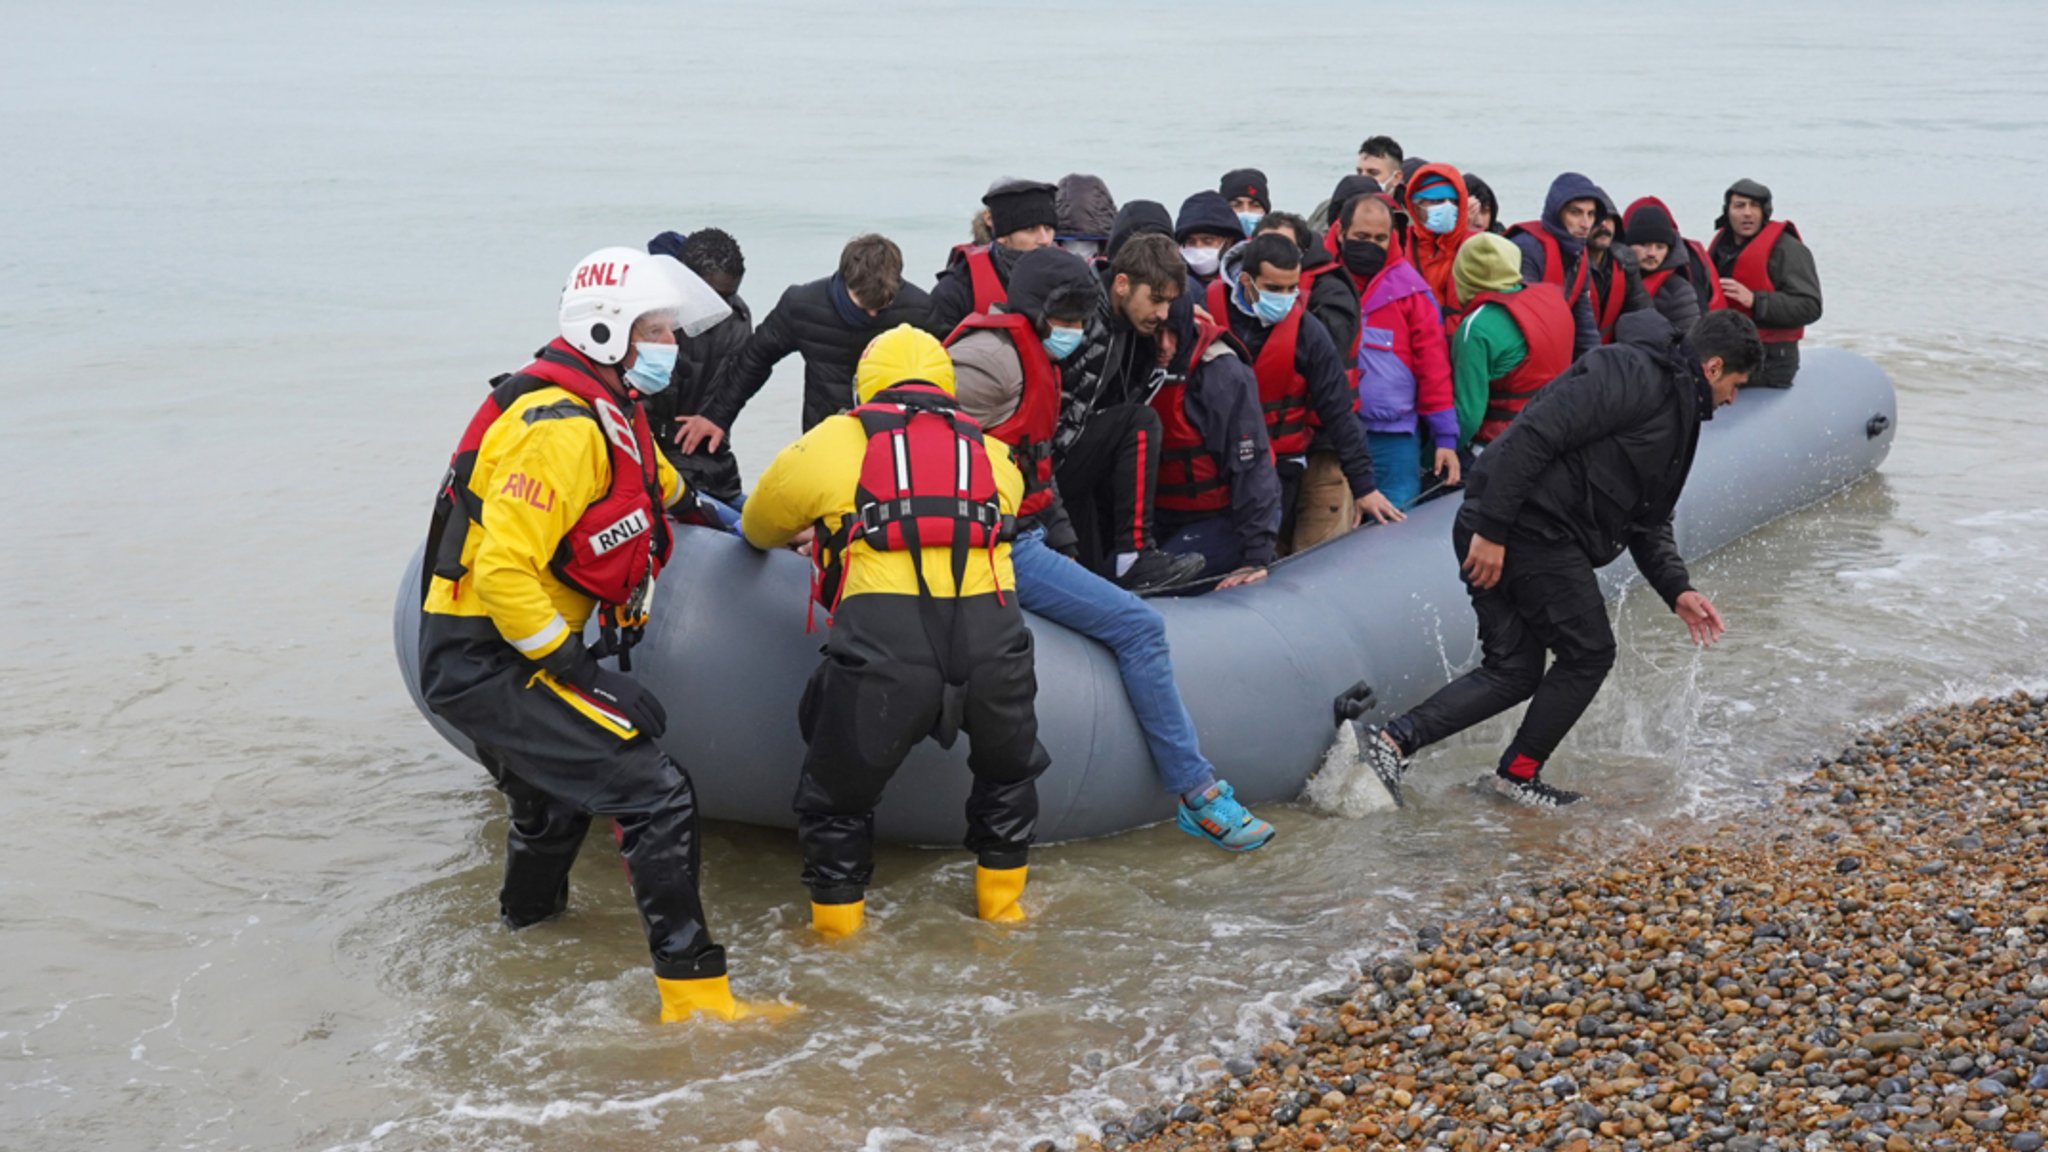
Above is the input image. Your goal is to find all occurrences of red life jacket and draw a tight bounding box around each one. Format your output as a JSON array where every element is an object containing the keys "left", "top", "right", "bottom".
[
  {"left": 1592, "top": 255, "right": 1626, "bottom": 345},
  {"left": 1150, "top": 321, "right": 1243, "bottom": 515},
  {"left": 951, "top": 245, "right": 1009, "bottom": 316},
  {"left": 809, "top": 383, "right": 1007, "bottom": 613},
  {"left": 1204, "top": 279, "right": 1314, "bottom": 455},
  {"left": 1505, "top": 221, "right": 1590, "bottom": 309},
  {"left": 943, "top": 311, "right": 1058, "bottom": 519},
  {"left": 1641, "top": 239, "right": 1727, "bottom": 315},
  {"left": 424, "top": 338, "right": 671, "bottom": 615},
  {"left": 1712, "top": 220, "right": 1804, "bottom": 344},
  {"left": 1468, "top": 284, "right": 1575, "bottom": 444}
]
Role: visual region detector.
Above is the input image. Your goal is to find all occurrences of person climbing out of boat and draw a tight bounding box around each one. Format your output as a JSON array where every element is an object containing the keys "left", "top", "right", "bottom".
[
  {"left": 415, "top": 247, "right": 791, "bottom": 1023},
  {"left": 1219, "top": 167, "right": 1271, "bottom": 237},
  {"left": 1584, "top": 201, "right": 1652, "bottom": 346},
  {"left": 953, "top": 248, "right": 1202, "bottom": 593},
  {"left": 1360, "top": 309, "right": 1762, "bottom": 808},
  {"left": 1054, "top": 172, "right": 1117, "bottom": 266},
  {"left": 643, "top": 228, "right": 752, "bottom": 505},
  {"left": 739, "top": 325, "right": 1046, "bottom": 937},
  {"left": 1709, "top": 179, "right": 1822, "bottom": 389},
  {"left": 1131, "top": 232, "right": 1283, "bottom": 584},
  {"left": 1210, "top": 231, "right": 1402, "bottom": 554},
  {"left": 701, "top": 233, "right": 933, "bottom": 440},
  {"left": 946, "top": 247, "right": 1277, "bottom": 852},
  {"left": 1174, "top": 191, "right": 1242, "bottom": 293},
  {"left": 1506, "top": 172, "right": 1615, "bottom": 361},
  {"left": 1621, "top": 197, "right": 1720, "bottom": 335},
  {"left": 1447, "top": 233, "right": 1576, "bottom": 451},
  {"left": 1340, "top": 193, "right": 1461, "bottom": 507},
  {"left": 1400, "top": 164, "right": 1478, "bottom": 316},
  {"left": 924, "top": 178, "right": 1060, "bottom": 338}
]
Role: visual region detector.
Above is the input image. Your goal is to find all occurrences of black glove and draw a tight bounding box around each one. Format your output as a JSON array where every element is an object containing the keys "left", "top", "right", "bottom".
[
  {"left": 581, "top": 666, "right": 668, "bottom": 738},
  {"left": 537, "top": 635, "right": 669, "bottom": 738}
]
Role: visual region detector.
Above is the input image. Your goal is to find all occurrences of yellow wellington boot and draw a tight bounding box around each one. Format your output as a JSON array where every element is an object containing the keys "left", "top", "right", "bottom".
[
  {"left": 810, "top": 898, "right": 865, "bottom": 940},
  {"left": 974, "top": 864, "right": 1028, "bottom": 923},
  {"left": 655, "top": 975, "right": 801, "bottom": 1024}
]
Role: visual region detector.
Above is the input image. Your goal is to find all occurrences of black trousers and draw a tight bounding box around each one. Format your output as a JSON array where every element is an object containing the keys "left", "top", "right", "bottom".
[
  {"left": 794, "top": 592, "right": 1050, "bottom": 904},
  {"left": 1744, "top": 341, "right": 1799, "bottom": 390},
  {"left": 1054, "top": 403, "right": 1161, "bottom": 573},
  {"left": 418, "top": 615, "right": 724, "bottom": 980},
  {"left": 1397, "top": 521, "right": 1618, "bottom": 769}
]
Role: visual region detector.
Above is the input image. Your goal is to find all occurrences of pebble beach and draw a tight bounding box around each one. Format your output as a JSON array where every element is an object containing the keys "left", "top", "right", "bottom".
[{"left": 1064, "top": 690, "right": 2048, "bottom": 1152}]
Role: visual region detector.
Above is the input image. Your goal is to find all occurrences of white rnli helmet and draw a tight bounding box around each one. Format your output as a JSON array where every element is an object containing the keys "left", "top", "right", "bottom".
[{"left": 557, "top": 246, "right": 733, "bottom": 365}]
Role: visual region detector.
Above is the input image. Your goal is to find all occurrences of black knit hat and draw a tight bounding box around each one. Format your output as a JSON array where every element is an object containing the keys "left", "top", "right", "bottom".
[
  {"left": 1218, "top": 168, "right": 1271, "bottom": 212},
  {"left": 983, "top": 178, "right": 1059, "bottom": 239},
  {"left": 1623, "top": 201, "right": 1680, "bottom": 248}
]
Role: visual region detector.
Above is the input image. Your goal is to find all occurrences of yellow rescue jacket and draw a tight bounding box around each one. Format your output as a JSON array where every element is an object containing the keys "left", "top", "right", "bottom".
[
  {"left": 741, "top": 413, "right": 1021, "bottom": 600},
  {"left": 423, "top": 385, "right": 684, "bottom": 662}
]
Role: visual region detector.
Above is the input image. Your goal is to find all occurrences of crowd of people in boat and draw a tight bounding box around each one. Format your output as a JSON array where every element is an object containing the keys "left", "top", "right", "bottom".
[{"left": 411, "top": 135, "right": 1814, "bottom": 1019}]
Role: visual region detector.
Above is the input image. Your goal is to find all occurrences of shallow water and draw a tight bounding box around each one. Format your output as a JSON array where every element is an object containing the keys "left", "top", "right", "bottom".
[{"left": 6, "top": 2, "right": 2048, "bottom": 1149}]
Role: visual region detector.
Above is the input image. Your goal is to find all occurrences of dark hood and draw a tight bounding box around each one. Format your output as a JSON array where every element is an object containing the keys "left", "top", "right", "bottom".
[
  {"left": 1540, "top": 171, "right": 1610, "bottom": 264},
  {"left": 1326, "top": 174, "right": 1382, "bottom": 224},
  {"left": 646, "top": 230, "right": 689, "bottom": 261},
  {"left": 1056, "top": 173, "right": 1118, "bottom": 240},
  {"left": 1006, "top": 247, "right": 1102, "bottom": 325},
  {"left": 1715, "top": 178, "right": 1774, "bottom": 230},
  {"left": 1463, "top": 174, "right": 1499, "bottom": 229},
  {"left": 1105, "top": 199, "right": 1173, "bottom": 261},
  {"left": 1175, "top": 191, "right": 1241, "bottom": 244},
  {"left": 1616, "top": 308, "right": 1681, "bottom": 366}
]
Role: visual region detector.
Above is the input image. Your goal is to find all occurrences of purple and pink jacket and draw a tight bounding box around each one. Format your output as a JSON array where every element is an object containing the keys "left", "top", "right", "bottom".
[{"left": 1354, "top": 253, "right": 1458, "bottom": 450}]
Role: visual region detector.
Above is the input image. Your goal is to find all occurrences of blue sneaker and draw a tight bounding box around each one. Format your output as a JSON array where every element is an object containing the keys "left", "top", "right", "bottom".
[{"left": 1176, "top": 781, "right": 1275, "bottom": 852}]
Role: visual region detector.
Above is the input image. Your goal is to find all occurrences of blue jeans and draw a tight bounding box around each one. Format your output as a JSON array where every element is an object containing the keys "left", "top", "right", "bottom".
[
  {"left": 1366, "top": 430, "right": 1422, "bottom": 509},
  {"left": 1010, "top": 527, "right": 1216, "bottom": 795},
  {"left": 1157, "top": 514, "right": 1244, "bottom": 579}
]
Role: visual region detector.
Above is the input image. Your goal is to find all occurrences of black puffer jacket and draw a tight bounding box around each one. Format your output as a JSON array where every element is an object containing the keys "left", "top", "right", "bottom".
[
  {"left": 706, "top": 275, "right": 933, "bottom": 434},
  {"left": 646, "top": 296, "right": 752, "bottom": 502},
  {"left": 1459, "top": 310, "right": 1710, "bottom": 607},
  {"left": 1303, "top": 243, "right": 1360, "bottom": 363}
]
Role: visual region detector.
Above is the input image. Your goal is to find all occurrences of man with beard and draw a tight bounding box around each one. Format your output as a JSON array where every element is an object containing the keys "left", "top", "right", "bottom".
[{"left": 1709, "top": 179, "right": 1822, "bottom": 389}]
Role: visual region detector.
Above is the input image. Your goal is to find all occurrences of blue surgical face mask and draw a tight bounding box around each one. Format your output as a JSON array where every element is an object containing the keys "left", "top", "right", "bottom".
[
  {"left": 1041, "top": 325, "right": 1085, "bottom": 361},
  {"left": 624, "top": 340, "right": 678, "bottom": 394},
  {"left": 1422, "top": 201, "right": 1460, "bottom": 235},
  {"left": 1237, "top": 211, "right": 1265, "bottom": 237},
  {"left": 1252, "top": 287, "right": 1297, "bottom": 325}
]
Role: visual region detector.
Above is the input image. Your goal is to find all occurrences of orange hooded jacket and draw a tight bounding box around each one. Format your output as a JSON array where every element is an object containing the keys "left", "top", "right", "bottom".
[{"left": 1401, "top": 163, "right": 1478, "bottom": 313}]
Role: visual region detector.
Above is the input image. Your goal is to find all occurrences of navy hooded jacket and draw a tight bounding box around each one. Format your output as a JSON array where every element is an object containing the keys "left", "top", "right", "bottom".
[{"left": 1510, "top": 172, "right": 1609, "bottom": 361}]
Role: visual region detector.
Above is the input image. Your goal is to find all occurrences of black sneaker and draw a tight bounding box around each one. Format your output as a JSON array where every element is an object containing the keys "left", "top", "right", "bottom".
[
  {"left": 1491, "top": 773, "right": 1585, "bottom": 809},
  {"left": 1358, "top": 724, "right": 1410, "bottom": 804},
  {"left": 1115, "top": 548, "right": 1207, "bottom": 593}
]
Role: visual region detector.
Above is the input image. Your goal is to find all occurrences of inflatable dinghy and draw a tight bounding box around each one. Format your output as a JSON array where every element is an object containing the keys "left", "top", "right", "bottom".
[{"left": 396, "top": 348, "right": 1895, "bottom": 843}]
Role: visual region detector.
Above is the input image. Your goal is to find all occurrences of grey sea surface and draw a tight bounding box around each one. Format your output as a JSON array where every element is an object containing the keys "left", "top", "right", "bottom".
[{"left": 4, "top": 2, "right": 2047, "bottom": 1149}]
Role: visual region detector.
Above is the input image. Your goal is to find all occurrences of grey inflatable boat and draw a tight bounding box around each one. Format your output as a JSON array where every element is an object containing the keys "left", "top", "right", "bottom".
[{"left": 395, "top": 348, "right": 1896, "bottom": 843}]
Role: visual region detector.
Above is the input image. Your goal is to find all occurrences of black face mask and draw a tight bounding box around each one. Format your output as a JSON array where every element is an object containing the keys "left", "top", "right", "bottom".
[{"left": 1340, "top": 239, "right": 1389, "bottom": 282}]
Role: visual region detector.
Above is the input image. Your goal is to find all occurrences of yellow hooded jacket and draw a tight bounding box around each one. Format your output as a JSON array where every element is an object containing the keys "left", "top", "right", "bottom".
[
  {"left": 423, "top": 385, "right": 685, "bottom": 663},
  {"left": 740, "top": 414, "right": 1022, "bottom": 600}
]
